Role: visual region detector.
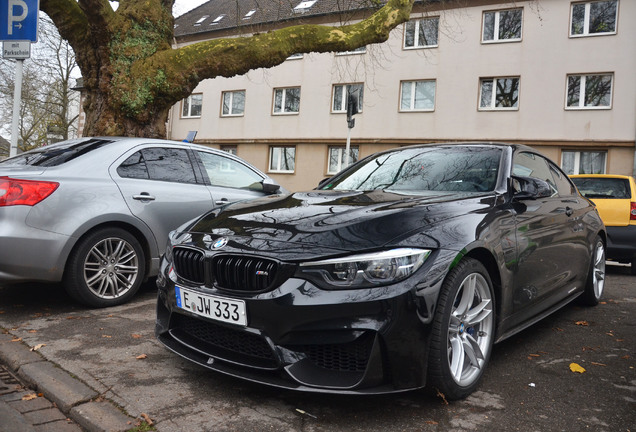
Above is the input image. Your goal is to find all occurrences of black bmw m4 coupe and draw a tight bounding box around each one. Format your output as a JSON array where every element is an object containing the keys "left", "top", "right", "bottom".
[{"left": 156, "top": 143, "right": 605, "bottom": 399}]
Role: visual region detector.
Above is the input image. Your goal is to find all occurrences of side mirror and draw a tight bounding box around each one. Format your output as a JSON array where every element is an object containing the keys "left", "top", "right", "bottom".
[
  {"left": 511, "top": 176, "right": 553, "bottom": 200},
  {"left": 261, "top": 178, "right": 281, "bottom": 194}
]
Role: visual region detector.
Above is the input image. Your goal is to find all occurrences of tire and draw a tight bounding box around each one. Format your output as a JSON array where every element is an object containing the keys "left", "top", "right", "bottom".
[
  {"left": 631, "top": 256, "right": 636, "bottom": 276},
  {"left": 427, "top": 258, "right": 495, "bottom": 400},
  {"left": 64, "top": 227, "right": 146, "bottom": 308},
  {"left": 580, "top": 236, "right": 605, "bottom": 306}
]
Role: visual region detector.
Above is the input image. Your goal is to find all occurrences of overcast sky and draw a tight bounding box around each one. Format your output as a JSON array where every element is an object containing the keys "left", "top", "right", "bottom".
[{"left": 173, "top": 0, "right": 209, "bottom": 17}]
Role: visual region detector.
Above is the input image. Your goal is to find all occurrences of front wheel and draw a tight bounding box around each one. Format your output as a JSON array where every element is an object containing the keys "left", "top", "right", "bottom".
[
  {"left": 64, "top": 227, "right": 146, "bottom": 308},
  {"left": 427, "top": 258, "right": 495, "bottom": 400},
  {"left": 580, "top": 236, "right": 605, "bottom": 306}
]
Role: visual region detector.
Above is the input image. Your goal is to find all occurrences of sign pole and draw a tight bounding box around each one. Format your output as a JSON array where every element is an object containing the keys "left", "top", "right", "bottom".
[{"left": 9, "top": 58, "right": 23, "bottom": 157}]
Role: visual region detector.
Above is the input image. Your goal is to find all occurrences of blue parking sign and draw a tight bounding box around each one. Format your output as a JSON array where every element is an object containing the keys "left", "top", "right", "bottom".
[{"left": 1, "top": 0, "right": 39, "bottom": 42}]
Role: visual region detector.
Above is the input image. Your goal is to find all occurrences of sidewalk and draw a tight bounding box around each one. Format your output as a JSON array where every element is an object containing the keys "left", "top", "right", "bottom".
[{"left": 0, "top": 331, "right": 138, "bottom": 432}]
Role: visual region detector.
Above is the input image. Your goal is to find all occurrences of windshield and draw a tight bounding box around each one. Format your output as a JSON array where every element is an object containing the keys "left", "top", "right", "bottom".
[
  {"left": 321, "top": 146, "right": 502, "bottom": 193},
  {"left": 0, "top": 138, "right": 114, "bottom": 167}
]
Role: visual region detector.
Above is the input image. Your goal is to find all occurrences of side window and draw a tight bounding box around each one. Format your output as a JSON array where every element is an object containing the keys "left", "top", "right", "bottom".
[
  {"left": 117, "top": 151, "right": 149, "bottom": 179},
  {"left": 512, "top": 152, "right": 557, "bottom": 195},
  {"left": 196, "top": 151, "right": 264, "bottom": 189},
  {"left": 142, "top": 148, "right": 197, "bottom": 184},
  {"left": 548, "top": 162, "right": 577, "bottom": 196}
]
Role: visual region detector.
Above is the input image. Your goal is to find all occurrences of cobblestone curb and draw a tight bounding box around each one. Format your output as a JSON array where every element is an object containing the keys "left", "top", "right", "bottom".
[{"left": 0, "top": 331, "right": 135, "bottom": 432}]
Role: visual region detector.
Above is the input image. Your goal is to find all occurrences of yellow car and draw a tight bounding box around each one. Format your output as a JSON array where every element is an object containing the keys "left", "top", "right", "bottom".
[{"left": 571, "top": 174, "right": 636, "bottom": 275}]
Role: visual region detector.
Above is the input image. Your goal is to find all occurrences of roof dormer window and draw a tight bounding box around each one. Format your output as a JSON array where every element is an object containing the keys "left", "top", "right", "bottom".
[
  {"left": 194, "top": 15, "right": 209, "bottom": 26},
  {"left": 211, "top": 14, "right": 226, "bottom": 25},
  {"left": 243, "top": 9, "right": 257, "bottom": 20},
  {"left": 294, "top": 0, "right": 318, "bottom": 13}
]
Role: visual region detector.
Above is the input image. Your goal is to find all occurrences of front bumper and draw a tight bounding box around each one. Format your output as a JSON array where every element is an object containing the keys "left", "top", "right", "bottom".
[{"left": 155, "top": 254, "right": 450, "bottom": 394}]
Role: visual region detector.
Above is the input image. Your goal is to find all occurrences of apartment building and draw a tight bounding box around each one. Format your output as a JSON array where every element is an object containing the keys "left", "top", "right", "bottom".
[{"left": 168, "top": 0, "right": 636, "bottom": 191}]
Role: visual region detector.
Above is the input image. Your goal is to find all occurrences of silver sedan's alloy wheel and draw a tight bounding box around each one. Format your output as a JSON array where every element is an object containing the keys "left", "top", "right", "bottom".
[
  {"left": 83, "top": 237, "right": 140, "bottom": 299},
  {"left": 591, "top": 240, "right": 606, "bottom": 300},
  {"left": 447, "top": 272, "right": 494, "bottom": 387}
]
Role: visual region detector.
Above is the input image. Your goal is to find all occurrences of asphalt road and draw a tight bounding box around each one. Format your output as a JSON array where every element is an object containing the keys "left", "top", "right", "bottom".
[{"left": 0, "top": 265, "right": 634, "bottom": 432}]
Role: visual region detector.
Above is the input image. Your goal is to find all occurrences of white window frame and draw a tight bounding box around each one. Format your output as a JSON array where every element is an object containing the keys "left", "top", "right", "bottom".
[
  {"left": 403, "top": 17, "right": 440, "bottom": 49},
  {"left": 561, "top": 150, "right": 607, "bottom": 174},
  {"left": 335, "top": 46, "right": 367, "bottom": 56},
  {"left": 269, "top": 146, "right": 296, "bottom": 173},
  {"left": 479, "top": 77, "right": 520, "bottom": 111},
  {"left": 181, "top": 94, "right": 202, "bottom": 118},
  {"left": 565, "top": 73, "right": 613, "bottom": 110},
  {"left": 570, "top": 0, "right": 618, "bottom": 37},
  {"left": 332, "top": 83, "right": 364, "bottom": 114},
  {"left": 243, "top": 9, "right": 256, "bottom": 20},
  {"left": 221, "top": 90, "right": 245, "bottom": 117},
  {"left": 399, "top": 80, "right": 436, "bottom": 112},
  {"left": 272, "top": 87, "right": 301, "bottom": 115},
  {"left": 327, "top": 146, "right": 359, "bottom": 175},
  {"left": 482, "top": 8, "right": 523, "bottom": 43}
]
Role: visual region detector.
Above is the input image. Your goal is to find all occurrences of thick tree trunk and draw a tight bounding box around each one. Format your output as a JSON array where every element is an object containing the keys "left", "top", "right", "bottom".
[{"left": 82, "top": 90, "right": 170, "bottom": 138}]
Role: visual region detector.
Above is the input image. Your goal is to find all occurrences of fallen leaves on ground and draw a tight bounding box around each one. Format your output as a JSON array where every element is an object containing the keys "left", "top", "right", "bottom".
[
  {"left": 140, "top": 413, "right": 154, "bottom": 426},
  {"left": 575, "top": 321, "right": 589, "bottom": 326},
  {"left": 569, "top": 363, "right": 586, "bottom": 373},
  {"left": 591, "top": 362, "right": 606, "bottom": 366},
  {"left": 136, "top": 354, "right": 147, "bottom": 360},
  {"left": 21, "top": 394, "right": 38, "bottom": 401},
  {"left": 131, "top": 334, "right": 142, "bottom": 339},
  {"left": 30, "top": 344, "right": 45, "bottom": 351},
  {"left": 11, "top": 337, "right": 22, "bottom": 342}
]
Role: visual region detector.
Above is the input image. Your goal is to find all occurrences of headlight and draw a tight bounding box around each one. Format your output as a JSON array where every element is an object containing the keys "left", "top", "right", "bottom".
[{"left": 298, "top": 248, "right": 430, "bottom": 289}]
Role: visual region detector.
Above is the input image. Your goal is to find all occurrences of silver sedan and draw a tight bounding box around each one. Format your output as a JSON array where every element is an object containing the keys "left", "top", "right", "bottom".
[{"left": 0, "top": 137, "right": 282, "bottom": 307}]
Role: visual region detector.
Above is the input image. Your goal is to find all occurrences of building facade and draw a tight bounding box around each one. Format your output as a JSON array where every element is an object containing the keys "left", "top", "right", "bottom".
[{"left": 168, "top": 0, "right": 636, "bottom": 191}]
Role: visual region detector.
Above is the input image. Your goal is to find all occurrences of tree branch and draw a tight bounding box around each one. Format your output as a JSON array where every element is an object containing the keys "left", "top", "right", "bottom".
[
  {"left": 41, "top": 0, "right": 89, "bottom": 49},
  {"left": 145, "top": 0, "right": 414, "bottom": 100}
]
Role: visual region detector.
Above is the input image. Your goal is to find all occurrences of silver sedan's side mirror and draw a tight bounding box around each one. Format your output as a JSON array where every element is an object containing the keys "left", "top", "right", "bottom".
[{"left": 262, "top": 178, "right": 281, "bottom": 194}]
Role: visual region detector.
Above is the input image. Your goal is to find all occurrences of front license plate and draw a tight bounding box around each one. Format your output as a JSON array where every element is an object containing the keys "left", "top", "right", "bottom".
[{"left": 175, "top": 286, "right": 247, "bottom": 326}]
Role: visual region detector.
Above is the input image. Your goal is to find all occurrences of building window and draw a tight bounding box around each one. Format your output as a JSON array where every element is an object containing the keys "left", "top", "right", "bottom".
[
  {"left": 570, "top": 1, "right": 618, "bottom": 36},
  {"left": 221, "top": 90, "right": 245, "bottom": 116},
  {"left": 335, "top": 46, "right": 367, "bottom": 56},
  {"left": 479, "top": 77, "right": 520, "bottom": 110},
  {"left": 182, "top": 94, "right": 202, "bottom": 118},
  {"left": 561, "top": 151, "right": 607, "bottom": 174},
  {"left": 220, "top": 145, "right": 237, "bottom": 156},
  {"left": 273, "top": 87, "right": 300, "bottom": 114},
  {"left": 400, "top": 80, "right": 436, "bottom": 111},
  {"left": 269, "top": 146, "right": 296, "bottom": 172},
  {"left": 404, "top": 17, "right": 439, "bottom": 48},
  {"left": 482, "top": 8, "right": 523, "bottom": 42},
  {"left": 328, "top": 146, "right": 359, "bottom": 174},
  {"left": 332, "top": 84, "right": 364, "bottom": 113},
  {"left": 566, "top": 73, "right": 613, "bottom": 109}
]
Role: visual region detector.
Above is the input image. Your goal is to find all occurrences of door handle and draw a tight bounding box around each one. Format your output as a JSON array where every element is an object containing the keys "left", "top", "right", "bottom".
[
  {"left": 215, "top": 198, "right": 230, "bottom": 206},
  {"left": 133, "top": 193, "right": 156, "bottom": 201},
  {"left": 565, "top": 207, "right": 574, "bottom": 217}
]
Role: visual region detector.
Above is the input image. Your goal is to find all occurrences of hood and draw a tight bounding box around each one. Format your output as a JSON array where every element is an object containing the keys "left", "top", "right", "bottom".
[{"left": 182, "top": 189, "right": 494, "bottom": 256}]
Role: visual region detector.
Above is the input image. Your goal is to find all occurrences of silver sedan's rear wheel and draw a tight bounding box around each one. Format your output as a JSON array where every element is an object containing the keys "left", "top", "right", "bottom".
[
  {"left": 428, "top": 258, "right": 495, "bottom": 400},
  {"left": 65, "top": 228, "right": 146, "bottom": 307}
]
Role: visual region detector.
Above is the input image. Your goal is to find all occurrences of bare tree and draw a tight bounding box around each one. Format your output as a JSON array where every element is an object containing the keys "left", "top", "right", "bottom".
[{"left": 0, "top": 17, "right": 79, "bottom": 152}]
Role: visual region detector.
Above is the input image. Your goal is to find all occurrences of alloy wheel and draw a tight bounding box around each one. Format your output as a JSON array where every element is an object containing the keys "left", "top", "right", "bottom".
[
  {"left": 83, "top": 237, "right": 140, "bottom": 299},
  {"left": 447, "top": 272, "right": 494, "bottom": 386}
]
